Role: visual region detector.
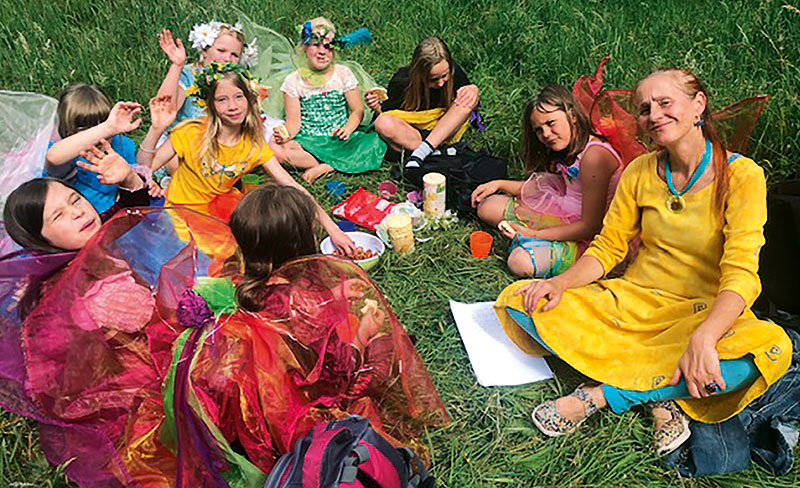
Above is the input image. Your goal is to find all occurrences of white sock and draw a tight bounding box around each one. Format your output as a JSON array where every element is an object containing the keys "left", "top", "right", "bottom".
[{"left": 407, "top": 140, "right": 434, "bottom": 166}]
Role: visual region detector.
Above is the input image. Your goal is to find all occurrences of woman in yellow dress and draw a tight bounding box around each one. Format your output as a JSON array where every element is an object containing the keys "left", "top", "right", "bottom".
[{"left": 494, "top": 68, "right": 792, "bottom": 455}]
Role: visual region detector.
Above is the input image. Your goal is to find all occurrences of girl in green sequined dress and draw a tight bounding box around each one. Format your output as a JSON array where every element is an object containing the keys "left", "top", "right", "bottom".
[{"left": 272, "top": 17, "right": 386, "bottom": 183}]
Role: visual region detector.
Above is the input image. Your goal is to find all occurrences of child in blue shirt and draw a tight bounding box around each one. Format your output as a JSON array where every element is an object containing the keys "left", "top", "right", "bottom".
[{"left": 45, "top": 84, "right": 142, "bottom": 213}]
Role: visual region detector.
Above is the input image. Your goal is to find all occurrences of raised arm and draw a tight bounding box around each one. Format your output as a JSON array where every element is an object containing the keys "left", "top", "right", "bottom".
[
  {"left": 155, "top": 29, "right": 188, "bottom": 110},
  {"left": 47, "top": 102, "right": 142, "bottom": 167},
  {"left": 137, "top": 95, "right": 177, "bottom": 169}
]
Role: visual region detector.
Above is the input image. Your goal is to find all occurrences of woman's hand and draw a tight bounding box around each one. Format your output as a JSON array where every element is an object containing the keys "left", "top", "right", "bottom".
[
  {"left": 471, "top": 181, "right": 502, "bottom": 207},
  {"left": 514, "top": 278, "right": 565, "bottom": 314},
  {"left": 330, "top": 228, "right": 357, "bottom": 256},
  {"left": 159, "top": 28, "right": 186, "bottom": 66},
  {"left": 77, "top": 140, "right": 140, "bottom": 188},
  {"left": 149, "top": 94, "right": 177, "bottom": 131},
  {"left": 669, "top": 330, "right": 726, "bottom": 399},
  {"left": 331, "top": 126, "right": 353, "bottom": 141},
  {"left": 364, "top": 92, "right": 382, "bottom": 113},
  {"left": 104, "top": 102, "right": 143, "bottom": 135}
]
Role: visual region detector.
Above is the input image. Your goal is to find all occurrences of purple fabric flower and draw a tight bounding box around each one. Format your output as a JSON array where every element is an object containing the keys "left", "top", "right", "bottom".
[
  {"left": 407, "top": 190, "right": 422, "bottom": 205},
  {"left": 469, "top": 103, "right": 488, "bottom": 132},
  {"left": 177, "top": 289, "right": 214, "bottom": 329}
]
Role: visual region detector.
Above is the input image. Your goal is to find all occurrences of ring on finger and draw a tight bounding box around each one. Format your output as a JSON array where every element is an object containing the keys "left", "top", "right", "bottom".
[{"left": 704, "top": 382, "right": 721, "bottom": 394}]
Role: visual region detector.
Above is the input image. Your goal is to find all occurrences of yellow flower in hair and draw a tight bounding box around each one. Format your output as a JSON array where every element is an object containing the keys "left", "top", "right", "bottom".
[{"left": 185, "top": 85, "right": 200, "bottom": 97}]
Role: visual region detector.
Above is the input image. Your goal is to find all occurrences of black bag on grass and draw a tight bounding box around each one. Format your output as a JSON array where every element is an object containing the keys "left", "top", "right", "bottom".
[
  {"left": 758, "top": 179, "right": 800, "bottom": 316},
  {"left": 391, "top": 143, "right": 507, "bottom": 216}
]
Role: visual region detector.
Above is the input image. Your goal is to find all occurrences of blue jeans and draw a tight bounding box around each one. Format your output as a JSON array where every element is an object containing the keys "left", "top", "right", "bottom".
[{"left": 505, "top": 307, "right": 759, "bottom": 413}]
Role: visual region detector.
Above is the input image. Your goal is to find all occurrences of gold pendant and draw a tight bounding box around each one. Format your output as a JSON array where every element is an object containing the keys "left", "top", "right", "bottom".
[{"left": 666, "top": 194, "right": 685, "bottom": 213}]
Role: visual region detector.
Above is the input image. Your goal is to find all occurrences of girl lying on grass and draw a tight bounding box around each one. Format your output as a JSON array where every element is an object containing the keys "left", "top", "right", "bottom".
[
  {"left": 138, "top": 62, "right": 356, "bottom": 255},
  {"left": 0, "top": 183, "right": 448, "bottom": 486},
  {"left": 472, "top": 85, "right": 623, "bottom": 278},
  {"left": 271, "top": 17, "right": 386, "bottom": 183},
  {"left": 495, "top": 68, "right": 792, "bottom": 457}
]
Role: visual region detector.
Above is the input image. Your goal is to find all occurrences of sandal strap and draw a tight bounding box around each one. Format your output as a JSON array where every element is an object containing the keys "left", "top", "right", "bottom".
[{"left": 571, "top": 384, "right": 598, "bottom": 418}]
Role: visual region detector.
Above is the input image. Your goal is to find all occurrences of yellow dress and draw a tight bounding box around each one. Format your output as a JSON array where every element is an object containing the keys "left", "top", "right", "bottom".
[
  {"left": 495, "top": 152, "right": 792, "bottom": 423},
  {"left": 382, "top": 108, "right": 468, "bottom": 145},
  {"left": 166, "top": 118, "right": 273, "bottom": 215},
  {"left": 165, "top": 118, "right": 273, "bottom": 258}
]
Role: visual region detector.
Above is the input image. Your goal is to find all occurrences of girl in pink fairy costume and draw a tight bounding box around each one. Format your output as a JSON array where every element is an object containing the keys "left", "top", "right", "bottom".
[{"left": 472, "top": 85, "right": 623, "bottom": 278}]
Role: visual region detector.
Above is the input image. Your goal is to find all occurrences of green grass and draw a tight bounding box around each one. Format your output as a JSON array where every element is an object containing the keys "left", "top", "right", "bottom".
[{"left": 1, "top": 0, "right": 800, "bottom": 486}]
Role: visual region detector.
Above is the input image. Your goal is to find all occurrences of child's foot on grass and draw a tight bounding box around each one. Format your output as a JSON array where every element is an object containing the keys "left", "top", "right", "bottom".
[{"left": 302, "top": 163, "right": 334, "bottom": 184}]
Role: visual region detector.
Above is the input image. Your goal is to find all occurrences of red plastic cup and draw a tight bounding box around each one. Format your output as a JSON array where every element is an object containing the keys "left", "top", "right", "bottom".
[{"left": 470, "top": 231, "right": 493, "bottom": 258}]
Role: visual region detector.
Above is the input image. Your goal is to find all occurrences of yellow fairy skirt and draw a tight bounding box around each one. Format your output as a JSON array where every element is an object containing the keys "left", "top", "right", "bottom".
[
  {"left": 494, "top": 279, "right": 792, "bottom": 423},
  {"left": 382, "top": 108, "right": 468, "bottom": 145}
]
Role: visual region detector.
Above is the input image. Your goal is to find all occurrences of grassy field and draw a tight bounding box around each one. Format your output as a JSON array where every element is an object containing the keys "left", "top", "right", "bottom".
[{"left": 2, "top": 0, "right": 800, "bottom": 486}]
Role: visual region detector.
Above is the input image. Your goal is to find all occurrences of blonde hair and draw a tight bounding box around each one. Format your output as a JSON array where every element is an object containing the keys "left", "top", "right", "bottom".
[
  {"left": 200, "top": 25, "right": 245, "bottom": 63},
  {"left": 197, "top": 71, "right": 266, "bottom": 164},
  {"left": 402, "top": 37, "right": 454, "bottom": 111},
  {"left": 635, "top": 69, "right": 729, "bottom": 220},
  {"left": 56, "top": 84, "right": 113, "bottom": 138}
]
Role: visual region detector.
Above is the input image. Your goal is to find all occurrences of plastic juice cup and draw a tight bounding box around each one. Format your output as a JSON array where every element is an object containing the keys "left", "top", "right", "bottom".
[
  {"left": 386, "top": 214, "right": 414, "bottom": 254},
  {"left": 470, "top": 231, "right": 493, "bottom": 258}
]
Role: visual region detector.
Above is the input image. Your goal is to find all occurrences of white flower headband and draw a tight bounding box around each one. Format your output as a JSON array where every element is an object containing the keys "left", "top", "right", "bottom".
[{"left": 188, "top": 21, "right": 259, "bottom": 68}]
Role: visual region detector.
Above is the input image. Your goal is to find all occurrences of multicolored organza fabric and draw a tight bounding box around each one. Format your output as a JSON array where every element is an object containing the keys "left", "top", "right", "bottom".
[{"left": 0, "top": 208, "right": 448, "bottom": 487}]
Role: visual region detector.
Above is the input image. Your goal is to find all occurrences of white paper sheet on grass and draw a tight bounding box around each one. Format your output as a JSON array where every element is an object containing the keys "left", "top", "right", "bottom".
[{"left": 450, "top": 300, "right": 552, "bottom": 387}]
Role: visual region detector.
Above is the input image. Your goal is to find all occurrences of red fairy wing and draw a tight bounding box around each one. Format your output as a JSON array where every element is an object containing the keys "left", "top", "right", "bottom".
[
  {"left": 712, "top": 94, "right": 770, "bottom": 153},
  {"left": 573, "top": 56, "right": 610, "bottom": 116},
  {"left": 590, "top": 89, "right": 648, "bottom": 166}
]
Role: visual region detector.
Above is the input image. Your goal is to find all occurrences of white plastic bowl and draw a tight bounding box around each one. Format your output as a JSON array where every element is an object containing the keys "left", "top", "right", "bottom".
[{"left": 320, "top": 231, "right": 385, "bottom": 271}]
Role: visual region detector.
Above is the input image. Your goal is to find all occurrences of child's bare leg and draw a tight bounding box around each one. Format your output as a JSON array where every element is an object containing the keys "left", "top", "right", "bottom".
[
  {"left": 424, "top": 102, "right": 474, "bottom": 148},
  {"left": 279, "top": 141, "right": 319, "bottom": 170},
  {"left": 373, "top": 114, "right": 422, "bottom": 152},
  {"left": 508, "top": 244, "right": 551, "bottom": 278},
  {"left": 302, "top": 164, "right": 333, "bottom": 184},
  {"left": 476, "top": 194, "right": 511, "bottom": 226}
]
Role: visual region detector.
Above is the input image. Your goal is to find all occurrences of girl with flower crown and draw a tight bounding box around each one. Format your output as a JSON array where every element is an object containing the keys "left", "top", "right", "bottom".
[
  {"left": 142, "top": 21, "right": 259, "bottom": 188},
  {"left": 139, "top": 62, "right": 357, "bottom": 255},
  {"left": 271, "top": 17, "right": 386, "bottom": 183}
]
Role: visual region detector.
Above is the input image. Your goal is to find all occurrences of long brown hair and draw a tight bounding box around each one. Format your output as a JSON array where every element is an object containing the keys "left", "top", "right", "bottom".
[
  {"left": 636, "top": 69, "right": 729, "bottom": 219},
  {"left": 401, "top": 37, "right": 455, "bottom": 111},
  {"left": 230, "top": 184, "right": 317, "bottom": 312},
  {"left": 519, "top": 85, "right": 595, "bottom": 175},
  {"left": 198, "top": 70, "right": 266, "bottom": 165}
]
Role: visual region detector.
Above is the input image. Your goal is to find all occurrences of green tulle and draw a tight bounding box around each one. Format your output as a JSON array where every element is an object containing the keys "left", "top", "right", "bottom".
[
  {"left": 236, "top": 9, "right": 381, "bottom": 127},
  {"left": 194, "top": 276, "right": 238, "bottom": 318}
]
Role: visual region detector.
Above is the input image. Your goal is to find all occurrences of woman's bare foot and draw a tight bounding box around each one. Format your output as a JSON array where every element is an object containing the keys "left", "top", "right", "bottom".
[{"left": 302, "top": 163, "right": 334, "bottom": 184}]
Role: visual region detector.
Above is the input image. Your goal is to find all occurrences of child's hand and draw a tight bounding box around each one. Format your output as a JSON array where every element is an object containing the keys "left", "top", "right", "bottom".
[
  {"left": 272, "top": 127, "right": 291, "bottom": 144},
  {"left": 331, "top": 229, "right": 357, "bottom": 256},
  {"left": 159, "top": 29, "right": 186, "bottom": 66},
  {"left": 471, "top": 180, "right": 501, "bottom": 207},
  {"left": 364, "top": 92, "right": 382, "bottom": 113},
  {"left": 149, "top": 94, "right": 177, "bottom": 130},
  {"left": 105, "top": 102, "right": 143, "bottom": 135},
  {"left": 147, "top": 180, "right": 166, "bottom": 198},
  {"left": 508, "top": 222, "right": 539, "bottom": 239},
  {"left": 77, "top": 140, "right": 136, "bottom": 186},
  {"left": 454, "top": 84, "right": 479, "bottom": 109},
  {"left": 331, "top": 127, "right": 352, "bottom": 141}
]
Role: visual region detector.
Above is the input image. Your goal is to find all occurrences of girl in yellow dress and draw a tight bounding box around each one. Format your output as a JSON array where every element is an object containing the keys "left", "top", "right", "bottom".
[{"left": 494, "top": 68, "right": 792, "bottom": 455}]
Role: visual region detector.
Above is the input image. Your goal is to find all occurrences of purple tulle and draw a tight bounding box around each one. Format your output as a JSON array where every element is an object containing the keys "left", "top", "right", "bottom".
[
  {"left": 469, "top": 103, "right": 487, "bottom": 131},
  {"left": 176, "top": 289, "right": 213, "bottom": 329}
]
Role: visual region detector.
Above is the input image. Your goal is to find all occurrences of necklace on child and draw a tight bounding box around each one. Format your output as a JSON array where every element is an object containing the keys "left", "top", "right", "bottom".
[{"left": 664, "top": 138, "right": 711, "bottom": 214}]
